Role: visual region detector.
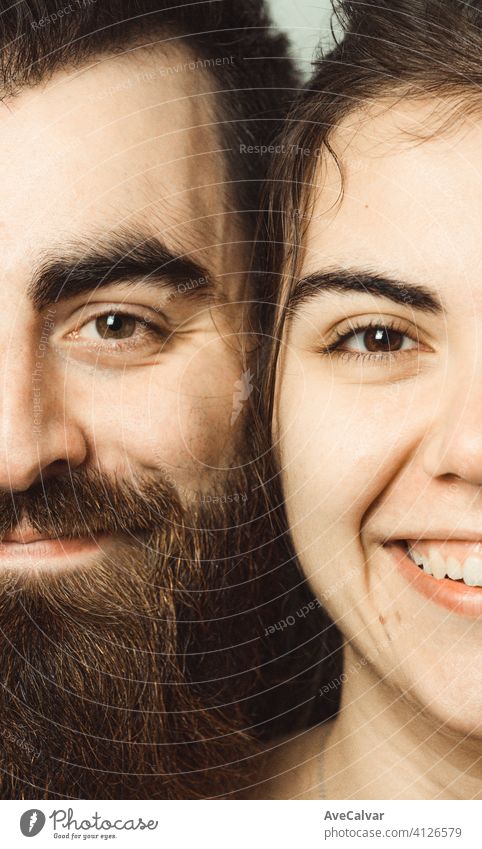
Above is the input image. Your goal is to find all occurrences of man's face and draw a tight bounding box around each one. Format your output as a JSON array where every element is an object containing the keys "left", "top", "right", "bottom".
[
  {"left": 275, "top": 101, "right": 482, "bottom": 736},
  {"left": 0, "top": 43, "right": 246, "bottom": 531},
  {"left": 0, "top": 44, "right": 255, "bottom": 798}
]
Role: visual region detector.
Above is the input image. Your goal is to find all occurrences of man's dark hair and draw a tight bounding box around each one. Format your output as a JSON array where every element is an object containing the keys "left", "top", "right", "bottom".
[{"left": 0, "top": 0, "right": 298, "bottom": 234}]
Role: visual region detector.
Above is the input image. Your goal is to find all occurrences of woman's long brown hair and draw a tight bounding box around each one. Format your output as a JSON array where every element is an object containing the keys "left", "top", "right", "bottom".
[{"left": 249, "top": 0, "right": 482, "bottom": 730}]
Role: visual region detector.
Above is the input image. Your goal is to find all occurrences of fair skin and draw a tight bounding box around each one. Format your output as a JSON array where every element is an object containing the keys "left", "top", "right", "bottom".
[
  {"left": 0, "top": 43, "right": 246, "bottom": 568},
  {"left": 259, "top": 100, "right": 482, "bottom": 799}
]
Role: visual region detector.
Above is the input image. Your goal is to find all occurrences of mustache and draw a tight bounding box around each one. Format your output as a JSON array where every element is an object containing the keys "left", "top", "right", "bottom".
[
  {"left": 0, "top": 466, "right": 182, "bottom": 540},
  {"left": 0, "top": 462, "right": 266, "bottom": 799}
]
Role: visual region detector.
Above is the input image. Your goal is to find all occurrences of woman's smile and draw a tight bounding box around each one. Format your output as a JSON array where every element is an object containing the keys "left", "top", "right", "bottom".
[
  {"left": 406, "top": 539, "right": 482, "bottom": 586},
  {"left": 384, "top": 540, "right": 482, "bottom": 618}
]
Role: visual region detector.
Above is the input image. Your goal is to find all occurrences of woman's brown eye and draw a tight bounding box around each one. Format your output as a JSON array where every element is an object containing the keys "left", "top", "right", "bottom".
[
  {"left": 95, "top": 313, "right": 137, "bottom": 340},
  {"left": 362, "top": 327, "right": 404, "bottom": 352}
]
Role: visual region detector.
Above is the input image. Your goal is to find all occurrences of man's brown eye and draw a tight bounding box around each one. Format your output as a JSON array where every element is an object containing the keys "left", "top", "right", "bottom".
[
  {"left": 95, "top": 313, "right": 137, "bottom": 339},
  {"left": 363, "top": 327, "right": 404, "bottom": 352}
]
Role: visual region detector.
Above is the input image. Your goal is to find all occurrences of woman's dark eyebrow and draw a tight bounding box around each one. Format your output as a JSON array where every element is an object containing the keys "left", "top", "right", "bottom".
[
  {"left": 290, "top": 270, "right": 443, "bottom": 314},
  {"left": 28, "top": 233, "right": 214, "bottom": 312}
]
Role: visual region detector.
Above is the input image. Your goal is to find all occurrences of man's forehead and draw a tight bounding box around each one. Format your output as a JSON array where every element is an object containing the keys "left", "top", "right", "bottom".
[
  {"left": 3, "top": 39, "right": 220, "bottom": 127},
  {"left": 0, "top": 42, "right": 226, "bottom": 267}
]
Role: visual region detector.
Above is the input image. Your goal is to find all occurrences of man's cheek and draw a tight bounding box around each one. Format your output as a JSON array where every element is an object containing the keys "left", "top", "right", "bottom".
[
  {"left": 137, "top": 395, "right": 236, "bottom": 495},
  {"left": 86, "top": 341, "right": 238, "bottom": 449}
]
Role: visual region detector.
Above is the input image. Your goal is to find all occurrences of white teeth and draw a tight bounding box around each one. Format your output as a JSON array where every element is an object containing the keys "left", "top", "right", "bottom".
[
  {"left": 429, "top": 549, "right": 447, "bottom": 580},
  {"left": 446, "top": 556, "right": 463, "bottom": 581},
  {"left": 463, "top": 557, "right": 482, "bottom": 588},
  {"left": 422, "top": 559, "right": 433, "bottom": 575},
  {"left": 408, "top": 546, "right": 432, "bottom": 573},
  {"left": 406, "top": 542, "right": 482, "bottom": 587},
  {"left": 409, "top": 547, "right": 424, "bottom": 566}
]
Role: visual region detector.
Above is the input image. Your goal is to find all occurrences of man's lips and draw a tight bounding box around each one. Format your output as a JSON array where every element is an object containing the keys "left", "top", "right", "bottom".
[
  {"left": 2, "top": 529, "right": 57, "bottom": 543},
  {"left": 385, "top": 540, "right": 482, "bottom": 618},
  {"left": 0, "top": 526, "right": 106, "bottom": 563}
]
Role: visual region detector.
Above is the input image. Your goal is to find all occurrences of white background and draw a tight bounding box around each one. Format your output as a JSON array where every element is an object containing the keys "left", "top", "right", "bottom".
[{"left": 268, "top": 0, "right": 335, "bottom": 74}]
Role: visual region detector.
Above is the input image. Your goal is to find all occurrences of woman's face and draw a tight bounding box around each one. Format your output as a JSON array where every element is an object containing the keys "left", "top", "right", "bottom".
[{"left": 274, "top": 100, "right": 482, "bottom": 735}]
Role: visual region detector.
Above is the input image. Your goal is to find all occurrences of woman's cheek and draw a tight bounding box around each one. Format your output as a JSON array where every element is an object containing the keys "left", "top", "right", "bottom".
[
  {"left": 277, "top": 376, "right": 421, "bottom": 620},
  {"left": 279, "top": 383, "right": 402, "bottom": 521}
]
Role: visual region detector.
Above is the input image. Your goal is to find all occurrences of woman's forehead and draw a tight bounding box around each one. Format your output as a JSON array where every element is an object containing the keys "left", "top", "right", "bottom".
[{"left": 301, "top": 102, "right": 482, "bottom": 292}]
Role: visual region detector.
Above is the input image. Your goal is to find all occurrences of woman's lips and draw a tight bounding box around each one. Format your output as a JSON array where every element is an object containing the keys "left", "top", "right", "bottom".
[{"left": 388, "top": 541, "right": 482, "bottom": 618}]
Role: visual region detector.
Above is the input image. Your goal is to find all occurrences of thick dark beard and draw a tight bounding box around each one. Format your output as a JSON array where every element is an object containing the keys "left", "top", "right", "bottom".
[{"left": 0, "top": 465, "right": 266, "bottom": 799}]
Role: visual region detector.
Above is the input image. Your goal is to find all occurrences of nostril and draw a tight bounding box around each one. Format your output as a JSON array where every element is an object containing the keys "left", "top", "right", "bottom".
[
  {"left": 439, "top": 473, "right": 463, "bottom": 483},
  {"left": 46, "top": 459, "right": 72, "bottom": 474},
  {"left": 32, "top": 459, "right": 74, "bottom": 484},
  {"left": 11, "top": 460, "right": 74, "bottom": 490}
]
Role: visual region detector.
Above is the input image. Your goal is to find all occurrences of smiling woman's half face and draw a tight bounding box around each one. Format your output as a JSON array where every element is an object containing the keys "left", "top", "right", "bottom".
[{"left": 274, "top": 100, "right": 482, "bottom": 736}]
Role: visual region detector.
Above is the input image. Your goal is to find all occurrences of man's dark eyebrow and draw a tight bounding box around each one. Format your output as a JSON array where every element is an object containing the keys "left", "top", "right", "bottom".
[
  {"left": 28, "top": 234, "right": 214, "bottom": 311},
  {"left": 289, "top": 269, "right": 443, "bottom": 315}
]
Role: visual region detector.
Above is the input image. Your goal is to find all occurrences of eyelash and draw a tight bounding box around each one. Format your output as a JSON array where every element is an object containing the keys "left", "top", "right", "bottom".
[{"left": 319, "top": 318, "right": 419, "bottom": 362}]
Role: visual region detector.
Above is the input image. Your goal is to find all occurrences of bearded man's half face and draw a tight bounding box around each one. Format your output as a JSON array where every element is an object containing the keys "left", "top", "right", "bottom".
[{"left": 0, "top": 43, "right": 262, "bottom": 799}]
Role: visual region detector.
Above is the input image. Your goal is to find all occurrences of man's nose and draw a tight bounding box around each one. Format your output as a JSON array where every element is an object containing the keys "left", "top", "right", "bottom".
[
  {"left": 0, "top": 351, "right": 88, "bottom": 491},
  {"left": 423, "top": 376, "right": 482, "bottom": 486}
]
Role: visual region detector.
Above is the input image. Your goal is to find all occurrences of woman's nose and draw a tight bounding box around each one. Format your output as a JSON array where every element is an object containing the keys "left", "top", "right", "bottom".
[{"left": 422, "top": 380, "right": 482, "bottom": 486}]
